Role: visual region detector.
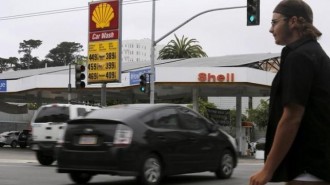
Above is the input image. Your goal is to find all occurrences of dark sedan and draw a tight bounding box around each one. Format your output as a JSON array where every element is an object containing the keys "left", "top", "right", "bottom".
[
  {"left": 18, "top": 129, "right": 32, "bottom": 148},
  {"left": 56, "top": 104, "right": 238, "bottom": 185}
]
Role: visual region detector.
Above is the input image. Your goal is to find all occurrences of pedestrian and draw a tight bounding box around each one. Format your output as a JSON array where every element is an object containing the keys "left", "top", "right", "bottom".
[{"left": 249, "top": 0, "right": 330, "bottom": 185}]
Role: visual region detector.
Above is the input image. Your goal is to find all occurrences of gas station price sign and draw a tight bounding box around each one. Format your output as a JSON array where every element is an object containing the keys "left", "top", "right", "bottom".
[
  {"left": 87, "top": 40, "right": 119, "bottom": 83},
  {"left": 88, "top": 0, "right": 121, "bottom": 84}
]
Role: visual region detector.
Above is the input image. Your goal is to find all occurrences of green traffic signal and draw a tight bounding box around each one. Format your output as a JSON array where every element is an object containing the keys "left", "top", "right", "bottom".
[
  {"left": 140, "top": 86, "right": 146, "bottom": 92},
  {"left": 249, "top": 15, "right": 255, "bottom": 23},
  {"left": 247, "top": 0, "right": 260, "bottom": 26},
  {"left": 139, "top": 74, "right": 147, "bottom": 93}
]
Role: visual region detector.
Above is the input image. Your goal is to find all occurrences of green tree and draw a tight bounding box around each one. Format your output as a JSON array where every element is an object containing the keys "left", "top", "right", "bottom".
[
  {"left": 229, "top": 109, "right": 248, "bottom": 128},
  {"left": 228, "top": 109, "right": 248, "bottom": 136},
  {"left": 0, "top": 58, "right": 6, "bottom": 72},
  {"left": 18, "top": 39, "right": 42, "bottom": 69},
  {"left": 46, "top": 42, "right": 83, "bottom": 66},
  {"left": 246, "top": 99, "right": 269, "bottom": 129},
  {"left": 187, "top": 98, "right": 216, "bottom": 118},
  {"left": 158, "top": 34, "right": 208, "bottom": 59},
  {"left": 0, "top": 57, "right": 19, "bottom": 72}
]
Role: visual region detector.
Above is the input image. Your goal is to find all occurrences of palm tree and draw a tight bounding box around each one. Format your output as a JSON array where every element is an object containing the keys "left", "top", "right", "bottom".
[{"left": 158, "top": 34, "right": 208, "bottom": 59}]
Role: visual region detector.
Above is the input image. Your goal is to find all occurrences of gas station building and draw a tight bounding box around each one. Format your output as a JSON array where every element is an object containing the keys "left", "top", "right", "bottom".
[{"left": 0, "top": 52, "right": 280, "bottom": 154}]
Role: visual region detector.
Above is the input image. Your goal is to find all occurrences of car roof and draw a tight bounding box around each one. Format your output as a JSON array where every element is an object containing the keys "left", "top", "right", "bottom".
[
  {"left": 84, "top": 103, "right": 187, "bottom": 122},
  {"left": 0, "top": 131, "right": 19, "bottom": 135},
  {"left": 39, "top": 103, "right": 99, "bottom": 108}
]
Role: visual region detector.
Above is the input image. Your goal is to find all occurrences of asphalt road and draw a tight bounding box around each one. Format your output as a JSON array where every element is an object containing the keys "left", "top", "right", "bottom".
[{"left": 0, "top": 147, "right": 282, "bottom": 185}]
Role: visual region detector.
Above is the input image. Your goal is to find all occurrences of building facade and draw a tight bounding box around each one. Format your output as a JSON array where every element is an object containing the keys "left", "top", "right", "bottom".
[{"left": 121, "top": 38, "right": 165, "bottom": 63}]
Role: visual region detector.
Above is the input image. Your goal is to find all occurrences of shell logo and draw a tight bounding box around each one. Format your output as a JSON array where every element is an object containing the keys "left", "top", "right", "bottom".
[{"left": 92, "top": 3, "right": 115, "bottom": 29}]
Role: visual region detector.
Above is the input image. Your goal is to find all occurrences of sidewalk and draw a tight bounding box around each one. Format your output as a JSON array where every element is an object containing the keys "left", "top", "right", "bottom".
[
  {"left": 0, "top": 158, "right": 38, "bottom": 164},
  {"left": 238, "top": 156, "right": 264, "bottom": 164}
]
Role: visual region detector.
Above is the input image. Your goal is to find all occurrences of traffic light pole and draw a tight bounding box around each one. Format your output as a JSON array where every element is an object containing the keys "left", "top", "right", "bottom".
[
  {"left": 150, "top": 0, "right": 156, "bottom": 104},
  {"left": 150, "top": 4, "right": 246, "bottom": 104},
  {"left": 68, "top": 62, "right": 72, "bottom": 103},
  {"left": 154, "top": 6, "right": 246, "bottom": 46},
  {"left": 149, "top": 3, "right": 248, "bottom": 155},
  {"left": 101, "top": 83, "right": 106, "bottom": 107}
]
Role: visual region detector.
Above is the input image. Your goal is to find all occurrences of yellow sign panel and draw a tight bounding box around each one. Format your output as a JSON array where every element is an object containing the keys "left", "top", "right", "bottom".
[{"left": 87, "top": 40, "right": 119, "bottom": 83}]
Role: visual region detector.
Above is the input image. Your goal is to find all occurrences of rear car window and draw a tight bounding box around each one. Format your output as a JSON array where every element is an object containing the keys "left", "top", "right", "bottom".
[
  {"left": 77, "top": 108, "right": 88, "bottom": 117},
  {"left": 34, "top": 106, "right": 70, "bottom": 123},
  {"left": 143, "top": 108, "right": 179, "bottom": 129}
]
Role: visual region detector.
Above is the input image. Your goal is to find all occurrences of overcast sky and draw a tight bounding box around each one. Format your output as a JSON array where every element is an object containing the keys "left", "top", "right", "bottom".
[{"left": 1, "top": 0, "right": 330, "bottom": 60}]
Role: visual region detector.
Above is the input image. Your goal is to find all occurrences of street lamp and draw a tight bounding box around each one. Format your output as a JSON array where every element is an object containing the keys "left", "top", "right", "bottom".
[{"left": 149, "top": 3, "right": 246, "bottom": 103}]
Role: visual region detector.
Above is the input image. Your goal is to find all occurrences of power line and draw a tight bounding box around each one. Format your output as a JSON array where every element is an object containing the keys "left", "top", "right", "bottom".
[
  {"left": 0, "top": 0, "right": 159, "bottom": 21},
  {"left": 0, "top": 7, "right": 87, "bottom": 21}
]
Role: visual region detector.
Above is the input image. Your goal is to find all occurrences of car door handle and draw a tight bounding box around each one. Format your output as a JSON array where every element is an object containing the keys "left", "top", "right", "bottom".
[
  {"left": 46, "top": 127, "right": 52, "bottom": 130},
  {"left": 188, "top": 137, "right": 197, "bottom": 142}
]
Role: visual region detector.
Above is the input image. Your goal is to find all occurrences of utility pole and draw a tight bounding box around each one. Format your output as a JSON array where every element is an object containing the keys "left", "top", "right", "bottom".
[
  {"left": 149, "top": 5, "right": 246, "bottom": 104},
  {"left": 68, "top": 61, "right": 72, "bottom": 103},
  {"left": 150, "top": 0, "right": 156, "bottom": 104}
]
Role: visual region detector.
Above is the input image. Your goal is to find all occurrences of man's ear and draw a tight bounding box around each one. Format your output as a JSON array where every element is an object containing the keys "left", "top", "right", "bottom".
[{"left": 289, "top": 16, "right": 299, "bottom": 29}]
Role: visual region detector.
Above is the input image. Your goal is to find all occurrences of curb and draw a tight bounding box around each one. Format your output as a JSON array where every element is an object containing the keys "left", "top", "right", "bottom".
[{"left": 238, "top": 157, "right": 264, "bottom": 164}]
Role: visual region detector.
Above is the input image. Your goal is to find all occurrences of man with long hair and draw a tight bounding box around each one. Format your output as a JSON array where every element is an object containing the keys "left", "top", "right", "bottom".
[{"left": 250, "top": 1, "right": 330, "bottom": 185}]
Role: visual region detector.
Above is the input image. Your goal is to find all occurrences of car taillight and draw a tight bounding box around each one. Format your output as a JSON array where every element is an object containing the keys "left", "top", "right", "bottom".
[
  {"left": 56, "top": 139, "right": 64, "bottom": 148},
  {"left": 29, "top": 123, "right": 32, "bottom": 135},
  {"left": 113, "top": 124, "right": 133, "bottom": 147}
]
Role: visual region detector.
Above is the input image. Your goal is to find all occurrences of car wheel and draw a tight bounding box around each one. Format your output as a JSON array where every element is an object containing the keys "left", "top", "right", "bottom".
[
  {"left": 0, "top": 144, "right": 4, "bottom": 147},
  {"left": 36, "top": 151, "right": 55, "bottom": 166},
  {"left": 11, "top": 140, "right": 18, "bottom": 148},
  {"left": 20, "top": 143, "right": 27, "bottom": 148},
  {"left": 69, "top": 172, "right": 92, "bottom": 184},
  {"left": 215, "top": 149, "right": 234, "bottom": 179},
  {"left": 136, "top": 154, "right": 162, "bottom": 185}
]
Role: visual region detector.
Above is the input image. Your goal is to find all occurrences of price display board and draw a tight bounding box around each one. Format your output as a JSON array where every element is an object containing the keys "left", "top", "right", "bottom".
[{"left": 88, "top": 40, "right": 119, "bottom": 83}]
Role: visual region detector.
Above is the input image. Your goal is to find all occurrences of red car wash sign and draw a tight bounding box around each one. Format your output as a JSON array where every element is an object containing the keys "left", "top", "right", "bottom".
[{"left": 88, "top": 0, "right": 120, "bottom": 84}]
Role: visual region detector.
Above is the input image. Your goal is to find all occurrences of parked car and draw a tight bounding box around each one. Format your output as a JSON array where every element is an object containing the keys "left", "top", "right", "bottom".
[
  {"left": 57, "top": 104, "right": 238, "bottom": 185},
  {"left": 249, "top": 137, "right": 266, "bottom": 154},
  {"left": 30, "top": 103, "right": 100, "bottom": 165},
  {"left": 0, "top": 131, "right": 20, "bottom": 148},
  {"left": 17, "top": 129, "right": 32, "bottom": 148}
]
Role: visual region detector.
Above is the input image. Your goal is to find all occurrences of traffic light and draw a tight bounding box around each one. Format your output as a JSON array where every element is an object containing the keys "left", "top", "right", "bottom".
[
  {"left": 139, "top": 74, "right": 147, "bottom": 93},
  {"left": 247, "top": 0, "right": 260, "bottom": 26},
  {"left": 75, "top": 64, "right": 86, "bottom": 89}
]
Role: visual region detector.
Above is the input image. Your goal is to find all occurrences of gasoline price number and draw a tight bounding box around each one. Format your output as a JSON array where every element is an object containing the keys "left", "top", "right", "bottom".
[
  {"left": 106, "top": 72, "right": 116, "bottom": 79},
  {"left": 88, "top": 73, "right": 99, "bottom": 80},
  {"left": 89, "top": 54, "right": 99, "bottom": 61},
  {"left": 105, "top": 62, "right": 116, "bottom": 70},
  {"left": 88, "top": 63, "right": 98, "bottom": 71}
]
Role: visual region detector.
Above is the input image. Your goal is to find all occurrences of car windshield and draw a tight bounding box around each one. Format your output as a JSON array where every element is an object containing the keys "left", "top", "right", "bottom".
[{"left": 34, "top": 106, "right": 70, "bottom": 123}]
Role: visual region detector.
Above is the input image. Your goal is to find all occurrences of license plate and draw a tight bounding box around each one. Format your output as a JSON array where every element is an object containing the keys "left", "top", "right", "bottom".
[{"left": 79, "top": 135, "right": 97, "bottom": 145}]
